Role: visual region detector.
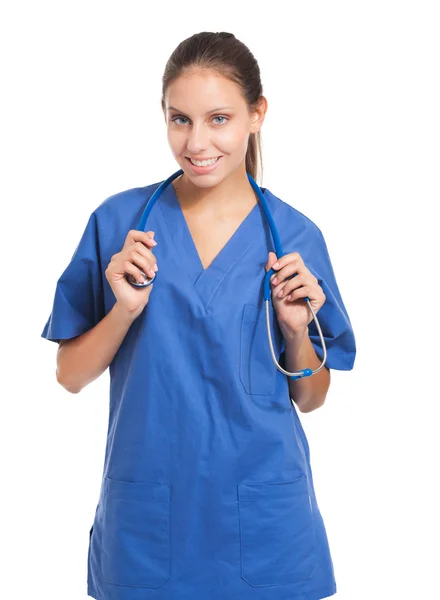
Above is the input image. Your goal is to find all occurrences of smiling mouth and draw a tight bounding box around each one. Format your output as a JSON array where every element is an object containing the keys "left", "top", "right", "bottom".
[{"left": 186, "top": 156, "right": 222, "bottom": 166}]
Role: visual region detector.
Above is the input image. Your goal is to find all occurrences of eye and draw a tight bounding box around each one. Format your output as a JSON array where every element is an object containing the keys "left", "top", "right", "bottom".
[
  {"left": 172, "top": 116, "right": 189, "bottom": 125},
  {"left": 171, "top": 115, "right": 229, "bottom": 126},
  {"left": 212, "top": 115, "right": 228, "bottom": 124}
]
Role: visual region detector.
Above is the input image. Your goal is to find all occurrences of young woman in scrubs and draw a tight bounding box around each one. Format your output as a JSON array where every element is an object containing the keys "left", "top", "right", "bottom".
[{"left": 42, "top": 31, "right": 356, "bottom": 600}]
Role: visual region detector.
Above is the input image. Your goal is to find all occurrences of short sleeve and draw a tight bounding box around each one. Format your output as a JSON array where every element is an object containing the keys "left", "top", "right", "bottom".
[
  {"left": 41, "top": 211, "right": 106, "bottom": 344},
  {"left": 305, "top": 228, "right": 356, "bottom": 370}
]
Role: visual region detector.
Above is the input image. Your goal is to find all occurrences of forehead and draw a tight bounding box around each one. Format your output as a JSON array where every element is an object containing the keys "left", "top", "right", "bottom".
[{"left": 164, "top": 70, "right": 246, "bottom": 113}]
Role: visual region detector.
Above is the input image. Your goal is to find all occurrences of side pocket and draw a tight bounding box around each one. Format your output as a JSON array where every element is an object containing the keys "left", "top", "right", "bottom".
[
  {"left": 238, "top": 476, "right": 316, "bottom": 587},
  {"left": 239, "top": 303, "right": 280, "bottom": 395},
  {"left": 101, "top": 477, "right": 171, "bottom": 589}
]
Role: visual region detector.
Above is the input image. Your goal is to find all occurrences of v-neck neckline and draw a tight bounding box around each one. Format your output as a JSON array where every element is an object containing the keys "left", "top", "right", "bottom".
[
  {"left": 173, "top": 184, "right": 261, "bottom": 274},
  {"left": 158, "top": 178, "right": 280, "bottom": 309}
]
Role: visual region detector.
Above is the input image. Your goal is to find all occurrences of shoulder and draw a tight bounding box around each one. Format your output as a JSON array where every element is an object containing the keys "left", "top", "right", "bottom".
[
  {"left": 264, "top": 187, "right": 325, "bottom": 242},
  {"left": 92, "top": 180, "right": 162, "bottom": 220},
  {"left": 77, "top": 180, "right": 163, "bottom": 258},
  {"left": 82, "top": 180, "right": 163, "bottom": 243}
]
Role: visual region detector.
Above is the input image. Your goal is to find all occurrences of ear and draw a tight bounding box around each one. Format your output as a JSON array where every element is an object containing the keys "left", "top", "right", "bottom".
[{"left": 250, "top": 96, "right": 268, "bottom": 134}]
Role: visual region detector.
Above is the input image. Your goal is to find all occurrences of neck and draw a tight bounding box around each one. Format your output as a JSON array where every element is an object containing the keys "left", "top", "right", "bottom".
[{"left": 173, "top": 164, "right": 256, "bottom": 215}]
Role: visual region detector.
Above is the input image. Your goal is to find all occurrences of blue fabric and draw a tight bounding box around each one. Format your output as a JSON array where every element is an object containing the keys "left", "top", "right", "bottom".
[{"left": 42, "top": 180, "right": 356, "bottom": 600}]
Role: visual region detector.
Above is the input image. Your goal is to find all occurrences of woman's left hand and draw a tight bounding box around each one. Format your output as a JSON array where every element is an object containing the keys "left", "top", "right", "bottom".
[{"left": 266, "top": 251, "right": 326, "bottom": 338}]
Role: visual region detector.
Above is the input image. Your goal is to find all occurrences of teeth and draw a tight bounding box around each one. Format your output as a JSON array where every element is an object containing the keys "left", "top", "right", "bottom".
[{"left": 190, "top": 157, "right": 219, "bottom": 167}]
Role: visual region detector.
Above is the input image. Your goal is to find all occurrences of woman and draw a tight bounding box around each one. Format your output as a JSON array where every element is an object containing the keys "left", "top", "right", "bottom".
[{"left": 42, "top": 31, "right": 356, "bottom": 600}]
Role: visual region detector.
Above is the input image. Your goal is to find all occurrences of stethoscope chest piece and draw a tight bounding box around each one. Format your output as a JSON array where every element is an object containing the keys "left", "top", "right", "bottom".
[{"left": 125, "top": 271, "right": 157, "bottom": 288}]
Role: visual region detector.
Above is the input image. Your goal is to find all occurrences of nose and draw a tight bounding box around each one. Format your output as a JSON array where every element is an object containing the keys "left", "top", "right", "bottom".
[{"left": 186, "top": 122, "right": 210, "bottom": 154}]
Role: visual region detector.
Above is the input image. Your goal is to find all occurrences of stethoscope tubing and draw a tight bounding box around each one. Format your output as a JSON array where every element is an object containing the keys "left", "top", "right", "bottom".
[{"left": 125, "top": 169, "right": 327, "bottom": 380}]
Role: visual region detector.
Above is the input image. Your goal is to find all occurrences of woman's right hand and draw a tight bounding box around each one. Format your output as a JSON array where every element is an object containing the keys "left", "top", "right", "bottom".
[{"left": 105, "top": 229, "right": 158, "bottom": 319}]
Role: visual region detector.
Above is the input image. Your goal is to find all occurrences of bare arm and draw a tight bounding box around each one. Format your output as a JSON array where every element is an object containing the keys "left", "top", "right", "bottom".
[
  {"left": 56, "top": 303, "right": 138, "bottom": 394},
  {"left": 284, "top": 329, "right": 331, "bottom": 413},
  {"left": 55, "top": 227, "right": 159, "bottom": 394}
]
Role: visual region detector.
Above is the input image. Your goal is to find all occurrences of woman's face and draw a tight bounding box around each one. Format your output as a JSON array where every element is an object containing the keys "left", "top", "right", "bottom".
[{"left": 163, "top": 69, "right": 266, "bottom": 188}]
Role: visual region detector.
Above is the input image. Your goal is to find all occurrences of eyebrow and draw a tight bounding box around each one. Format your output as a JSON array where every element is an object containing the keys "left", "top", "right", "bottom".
[{"left": 167, "top": 105, "right": 234, "bottom": 115}]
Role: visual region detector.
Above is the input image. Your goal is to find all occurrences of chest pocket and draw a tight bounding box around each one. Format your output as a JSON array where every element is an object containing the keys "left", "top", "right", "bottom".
[{"left": 240, "top": 303, "right": 282, "bottom": 395}]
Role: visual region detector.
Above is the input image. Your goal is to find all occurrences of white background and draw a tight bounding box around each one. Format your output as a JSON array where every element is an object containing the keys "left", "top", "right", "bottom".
[{"left": 1, "top": 1, "right": 439, "bottom": 599}]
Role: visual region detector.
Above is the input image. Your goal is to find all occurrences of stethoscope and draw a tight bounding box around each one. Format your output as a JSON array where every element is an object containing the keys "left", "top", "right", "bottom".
[{"left": 125, "top": 169, "right": 327, "bottom": 380}]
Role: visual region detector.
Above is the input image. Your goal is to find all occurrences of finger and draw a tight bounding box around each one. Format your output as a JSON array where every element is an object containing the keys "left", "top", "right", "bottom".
[
  {"left": 127, "top": 245, "right": 158, "bottom": 276},
  {"left": 143, "top": 236, "right": 157, "bottom": 247},
  {"left": 276, "top": 272, "right": 308, "bottom": 296},
  {"left": 271, "top": 261, "right": 304, "bottom": 286},
  {"left": 140, "top": 231, "right": 157, "bottom": 248},
  {"left": 271, "top": 279, "right": 290, "bottom": 298},
  {"left": 286, "top": 284, "right": 315, "bottom": 301},
  {"left": 123, "top": 260, "right": 150, "bottom": 284},
  {"left": 147, "top": 230, "right": 157, "bottom": 246},
  {"left": 124, "top": 229, "right": 158, "bottom": 249},
  {"left": 127, "top": 250, "right": 156, "bottom": 278},
  {"left": 133, "top": 241, "right": 157, "bottom": 262},
  {"left": 265, "top": 252, "right": 278, "bottom": 273},
  {"left": 132, "top": 238, "right": 159, "bottom": 271},
  {"left": 271, "top": 252, "right": 303, "bottom": 273}
]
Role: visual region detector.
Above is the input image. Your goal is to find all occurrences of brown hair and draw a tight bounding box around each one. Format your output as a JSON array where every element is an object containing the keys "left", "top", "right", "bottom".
[{"left": 161, "top": 32, "right": 264, "bottom": 184}]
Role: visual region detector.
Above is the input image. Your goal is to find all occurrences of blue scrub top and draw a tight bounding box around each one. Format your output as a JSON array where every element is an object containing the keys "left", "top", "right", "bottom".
[{"left": 42, "top": 179, "right": 356, "bottom": 600}]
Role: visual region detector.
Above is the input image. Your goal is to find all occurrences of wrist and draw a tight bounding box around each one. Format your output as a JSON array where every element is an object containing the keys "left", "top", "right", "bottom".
[
  {"left": 112, "top": 302, "right": 141, "bottom": 325},
  {"left": 280, "top": 323, "right": 308, "bottom": 344}
]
